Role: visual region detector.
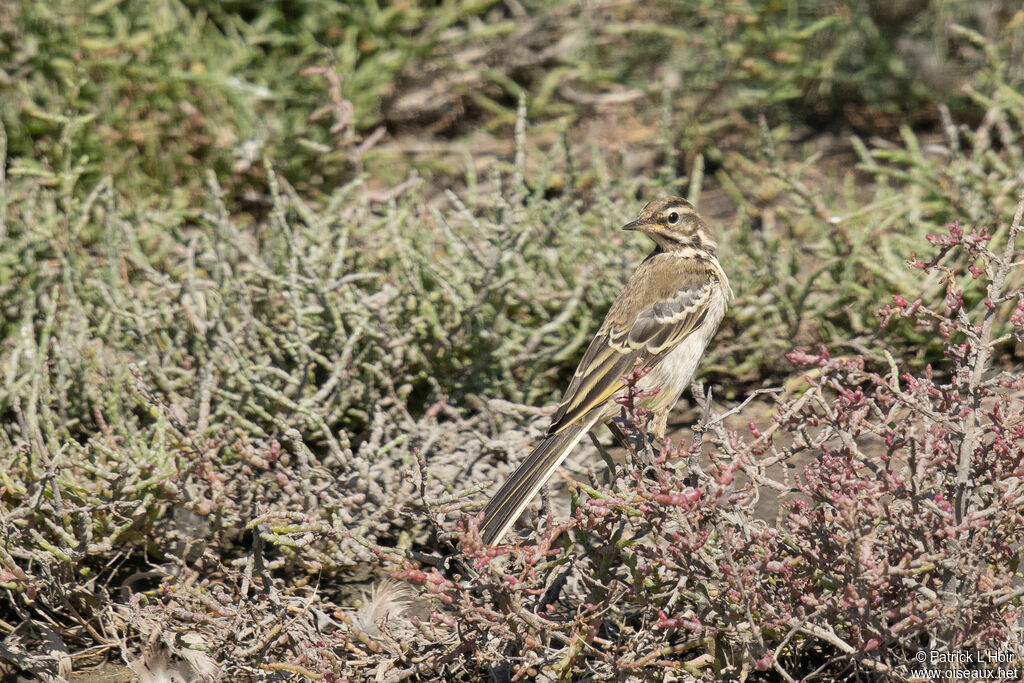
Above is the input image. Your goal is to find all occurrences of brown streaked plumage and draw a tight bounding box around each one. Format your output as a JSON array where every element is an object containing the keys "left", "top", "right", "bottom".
[{"left": 478, "top": 197, "right": 732, "bottom": 545}]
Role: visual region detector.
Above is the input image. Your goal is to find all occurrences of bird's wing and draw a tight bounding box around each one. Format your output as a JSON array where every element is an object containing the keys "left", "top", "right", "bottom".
[{"left": 546, "top": 256, "right": 717, "bottom": 435}]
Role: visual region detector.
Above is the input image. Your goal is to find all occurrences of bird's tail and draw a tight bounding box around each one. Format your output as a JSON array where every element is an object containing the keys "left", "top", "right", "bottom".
[{"left": 479, "top": 415, "right": 598, "bottom": 545}]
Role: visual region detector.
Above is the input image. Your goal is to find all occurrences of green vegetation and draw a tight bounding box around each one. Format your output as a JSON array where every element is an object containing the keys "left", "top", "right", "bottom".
[{"left": 2, "top": 0, "right": 1023, "bottom": 679}]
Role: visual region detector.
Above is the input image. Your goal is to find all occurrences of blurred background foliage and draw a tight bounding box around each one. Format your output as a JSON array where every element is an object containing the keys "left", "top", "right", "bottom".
[{"left": 3, "top": 0, "right": 1021, "bottom": 199}]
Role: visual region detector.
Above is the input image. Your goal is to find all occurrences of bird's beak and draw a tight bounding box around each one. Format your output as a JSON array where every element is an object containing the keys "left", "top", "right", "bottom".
[{"left": 622, "top": 219, "right": 661, "bottom": 232}]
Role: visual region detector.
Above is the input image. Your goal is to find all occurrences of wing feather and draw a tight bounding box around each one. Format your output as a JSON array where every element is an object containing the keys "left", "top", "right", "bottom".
[{"left": 546, "top": 256, "right": 716, "bottom": 435}]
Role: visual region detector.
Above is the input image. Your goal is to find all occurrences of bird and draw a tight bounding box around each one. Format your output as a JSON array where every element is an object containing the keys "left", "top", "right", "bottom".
[{"left": 478, "top": 197, "right": 732, "bottom": 545}]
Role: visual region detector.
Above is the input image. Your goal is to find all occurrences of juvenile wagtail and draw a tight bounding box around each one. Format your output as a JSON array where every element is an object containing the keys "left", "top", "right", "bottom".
[{"left": 479, "top": 197, "right": 732, "bottom": 544}]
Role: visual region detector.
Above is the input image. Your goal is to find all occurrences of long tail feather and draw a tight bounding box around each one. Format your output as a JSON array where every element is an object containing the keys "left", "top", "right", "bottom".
[{"left": 479, "top": 415, "right": 599, "bottom": 544}]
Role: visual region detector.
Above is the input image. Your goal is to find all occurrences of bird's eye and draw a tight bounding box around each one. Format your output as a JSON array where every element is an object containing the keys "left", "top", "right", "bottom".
[{"left": 667, "top": 211, "right": 679, "bottom": 224}]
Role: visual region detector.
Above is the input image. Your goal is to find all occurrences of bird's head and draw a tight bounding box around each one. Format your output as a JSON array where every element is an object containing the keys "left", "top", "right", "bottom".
[{"left": 621, "top": 197, "right": 717, "bottom": 254}]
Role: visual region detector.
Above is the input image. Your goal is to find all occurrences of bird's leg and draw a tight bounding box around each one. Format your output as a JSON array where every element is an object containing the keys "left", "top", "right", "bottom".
[
  {"left": 606, "top": 421, "right": 633, "bottom": 452},
  {"left": 587, "top": 429, "right": 618, "bottom": 484},
  {"left": 539, "top": 486, "right": 552, "bottom": 531},
  {"left": 632, "top": 410, "right": 663, "bottom": 468},
  {"left": 607, "top": 419, "right": 657, "bottom": 470}
]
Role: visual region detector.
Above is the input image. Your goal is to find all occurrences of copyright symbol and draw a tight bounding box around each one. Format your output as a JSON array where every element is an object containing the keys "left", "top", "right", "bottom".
[{"left": 916, "top": 651, "right": 926, "bottom": 662}]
